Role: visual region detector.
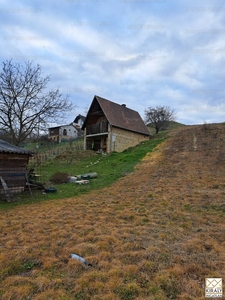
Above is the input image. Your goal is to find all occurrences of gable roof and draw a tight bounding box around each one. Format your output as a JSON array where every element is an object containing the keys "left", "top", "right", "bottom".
[
  {"left": 74, "top": 114, "right": 86, "bottom": 123},
  {"left": 83, "top": 95, "right": 150, "bottom": 136},
  {"left": 0, "top": 139, "right": 32, "bottom": 155}
]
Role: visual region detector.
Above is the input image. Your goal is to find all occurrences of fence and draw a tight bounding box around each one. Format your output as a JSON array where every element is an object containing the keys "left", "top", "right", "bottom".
[
  {"left": 0, "top": 139, "right": 84, "bottom": 201},
  {"left": 29, "top": 139, "right": 84, "bottom": 168}
]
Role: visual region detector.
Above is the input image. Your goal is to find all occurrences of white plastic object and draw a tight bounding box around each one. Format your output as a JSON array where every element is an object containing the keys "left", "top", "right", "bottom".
[{"left": 71, "top": 254, "right": 87, "bottom": 264}]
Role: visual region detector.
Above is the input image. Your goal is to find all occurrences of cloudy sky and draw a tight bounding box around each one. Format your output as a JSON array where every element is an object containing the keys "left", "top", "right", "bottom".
[{"left": 1, "top": 0, "right": 225, "bottom": 126}]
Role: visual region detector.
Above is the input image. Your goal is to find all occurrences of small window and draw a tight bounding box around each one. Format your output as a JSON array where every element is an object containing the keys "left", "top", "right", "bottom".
[{"left": 63, "top": 129, "right": 67, "bottom": 136}]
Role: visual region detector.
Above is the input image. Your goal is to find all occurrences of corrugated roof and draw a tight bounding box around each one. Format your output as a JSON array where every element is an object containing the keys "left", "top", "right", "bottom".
[
  {"left": 89, "top": 95, "right": 150, "bottom": 136},
  {"left": 0, "top": 139, "right": 32, "bottom": 155}
]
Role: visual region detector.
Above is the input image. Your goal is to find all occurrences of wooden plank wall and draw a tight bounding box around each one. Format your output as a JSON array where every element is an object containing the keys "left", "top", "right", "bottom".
[{"left": 0, "top": 153, "right": 30, "bottom": 194}]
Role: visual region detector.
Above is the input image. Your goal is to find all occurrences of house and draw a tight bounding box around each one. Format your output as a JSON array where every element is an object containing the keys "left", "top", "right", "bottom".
[
  {"left": 0, "top": 139, "right": 32, "bottom": 197},
  {"left": 48, "top": 114, "right": 86, "bottom": 143},
  {"left": 73, "top": 114, "right": 86, "bottom": 139},
  {"left": 82, "top": 95, "right": 151, "bottom": 153},
  {"left": 74, "top": 114, "right": 86, "bottom": 128},
  {"left": 48, "top": 124, "right": 79, "bottom": 143}
]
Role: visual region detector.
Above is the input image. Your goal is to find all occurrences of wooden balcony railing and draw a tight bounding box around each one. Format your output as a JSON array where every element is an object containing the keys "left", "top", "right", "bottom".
[{"left": 86, "top": 121, "right": 108, "bottom": 135}]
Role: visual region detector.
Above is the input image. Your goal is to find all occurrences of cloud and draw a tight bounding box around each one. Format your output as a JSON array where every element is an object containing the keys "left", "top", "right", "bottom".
[{"left": 0, "top": 0, "right": 224, "bottom": 125}]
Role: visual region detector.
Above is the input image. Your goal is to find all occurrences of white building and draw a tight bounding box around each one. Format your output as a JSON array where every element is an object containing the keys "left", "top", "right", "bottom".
[
  {"left": 48, "top": 115, "right": 86, "bottom": 143},
  {"left": 48, "top": 124, "right": 78, "bottom": 143}
]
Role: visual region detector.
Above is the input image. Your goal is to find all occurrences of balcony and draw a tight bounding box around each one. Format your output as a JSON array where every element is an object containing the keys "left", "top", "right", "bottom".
[{"left": 86, "top": 121, "right": 108, "bottom": 135}]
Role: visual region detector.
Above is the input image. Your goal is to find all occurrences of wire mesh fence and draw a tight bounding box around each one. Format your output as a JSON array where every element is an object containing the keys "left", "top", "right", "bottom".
[{"left": 0, "top": 139, "right": 84, "bottom": 202}]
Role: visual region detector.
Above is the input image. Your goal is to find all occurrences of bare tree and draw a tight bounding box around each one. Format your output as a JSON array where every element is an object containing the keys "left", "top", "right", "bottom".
[
  {"left": 0, "top": 60, "right": 72, "bottom": 145},
  {"left": 83, "top": 105, "right": 89, "bottom": 116},
  {"left": 145, "top": 106, "right": 176, "bottom": 134}
]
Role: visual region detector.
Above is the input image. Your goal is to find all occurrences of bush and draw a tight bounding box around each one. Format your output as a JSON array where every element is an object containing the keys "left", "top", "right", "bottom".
[{"left": 50, "top": 172, "right": 70, "bottom": 184}]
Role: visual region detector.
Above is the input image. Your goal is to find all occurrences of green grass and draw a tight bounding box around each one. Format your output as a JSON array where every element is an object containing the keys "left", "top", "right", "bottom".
[
  {"left": 0, "top": 136, "right": 166, "bottom": 208},
  {"left": 24, "top": 138, "right": 84, "bottom": 152}
]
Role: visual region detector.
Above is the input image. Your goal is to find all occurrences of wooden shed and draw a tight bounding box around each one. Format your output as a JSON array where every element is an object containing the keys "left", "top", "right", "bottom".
[{"left": 0, "top": 139, "right": 32, "bottom": 198}]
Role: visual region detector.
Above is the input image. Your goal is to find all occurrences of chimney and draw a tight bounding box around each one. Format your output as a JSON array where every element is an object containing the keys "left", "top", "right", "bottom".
[{"left": 121, "top": 104, "right": 126, "bottom": 107}]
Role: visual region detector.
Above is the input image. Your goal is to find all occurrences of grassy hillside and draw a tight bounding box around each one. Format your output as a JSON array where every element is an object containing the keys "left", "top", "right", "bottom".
[
  {"left": 0, "top": 122, "right": 224, "bottom": 299},
  {"left": 0, "top": 136, "right": 165, "bottom": 207}
]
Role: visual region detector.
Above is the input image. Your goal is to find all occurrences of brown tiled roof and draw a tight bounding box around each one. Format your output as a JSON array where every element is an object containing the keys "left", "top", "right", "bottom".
[{"left": 86, "top": 95, "right": 150, "bottom": 136}]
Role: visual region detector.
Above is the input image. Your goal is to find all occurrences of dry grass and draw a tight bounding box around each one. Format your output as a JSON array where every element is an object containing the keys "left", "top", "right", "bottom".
[{"left": 0, "top": 123, "right": 225, "bottom": 299}]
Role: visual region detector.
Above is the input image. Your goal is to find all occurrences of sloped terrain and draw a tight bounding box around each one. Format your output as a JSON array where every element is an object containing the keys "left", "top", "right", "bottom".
[{"left": 0, "top": 123, "right": 225, "bottom": 299}]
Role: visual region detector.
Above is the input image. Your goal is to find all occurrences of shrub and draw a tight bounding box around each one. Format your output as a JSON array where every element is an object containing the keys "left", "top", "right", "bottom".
[{"left": 50, "top": 172, "right": 69, "bottom": 184}]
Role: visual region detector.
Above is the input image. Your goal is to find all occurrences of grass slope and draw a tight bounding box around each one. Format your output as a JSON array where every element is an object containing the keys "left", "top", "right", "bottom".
[
  {"left": 0, "top": 123, "right": 225, "bottom": 299},
  {"left": 0, "top": 136, "right": 165, "bottom": 207}
]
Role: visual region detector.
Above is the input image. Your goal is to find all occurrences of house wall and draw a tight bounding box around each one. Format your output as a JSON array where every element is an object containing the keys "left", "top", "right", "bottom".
[
  {"left": 49, "top": 127, "right": 60, "bottom": 143},
  {"left": 83, "top": 125, "right": 149, "bottom": 153},
  {"left": 0, "top": 153, "right": 30, "bottom": 195},
  {"left": 110, "top": 127, "right": 149, "bottom": 152},
  {"left": 49, "top": 127, "right": 60, "bottom": 136},
  {"left": 59, "top": 125, "right": 78, "bottom": 141}
]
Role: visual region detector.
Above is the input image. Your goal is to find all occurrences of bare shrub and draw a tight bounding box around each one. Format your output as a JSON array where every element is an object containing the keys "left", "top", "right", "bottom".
[{"left": 50, "top": 172, "right": 69, "bottom": 184}]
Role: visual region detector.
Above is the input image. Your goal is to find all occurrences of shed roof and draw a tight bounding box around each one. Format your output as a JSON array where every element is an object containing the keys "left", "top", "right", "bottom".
[
  {"left": 83, "top": 95, "right": 150, "bottom": 136},
  {"left": 0, "top": 139, "right": 32, "bottom": 155}
]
